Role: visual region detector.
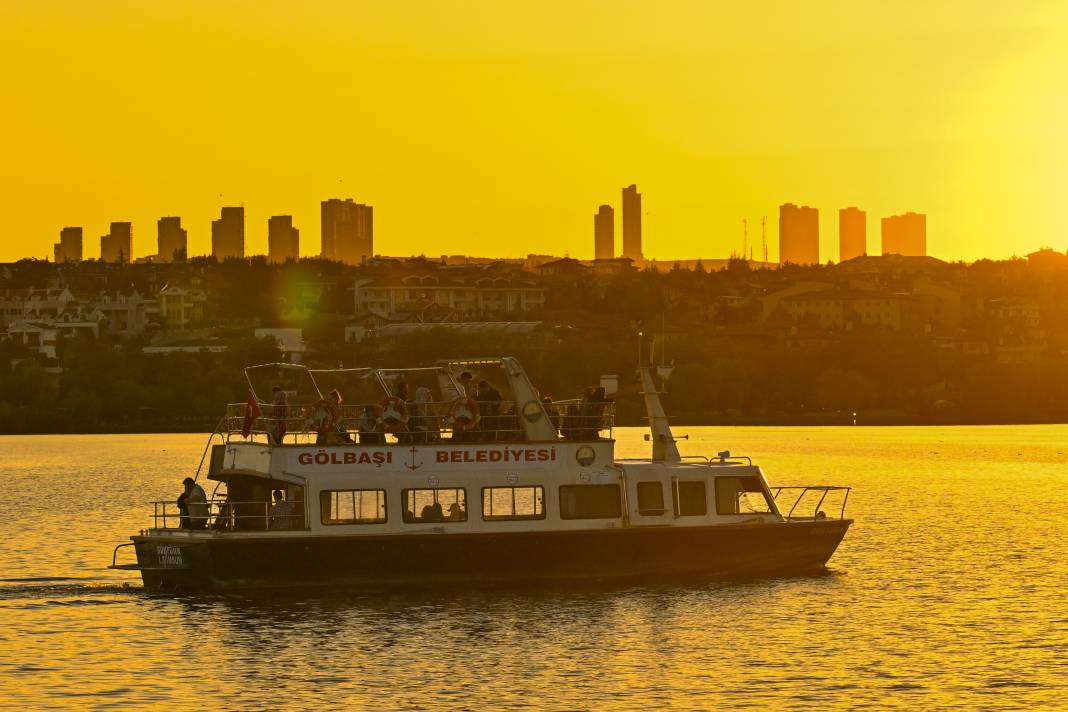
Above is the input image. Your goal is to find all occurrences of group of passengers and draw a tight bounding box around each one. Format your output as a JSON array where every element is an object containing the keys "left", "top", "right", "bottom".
[
  {"left": 256, "top": 375, "right": 608, "bottom": 445},
  {"left": 294, "top": 372, "right": 512, "bottom": 445},
  {"left": 408, "top": 500, "right": 465, "bottom": 523},
  {"left": 176, "top": 478, "right": 298, "bottom": 531}
]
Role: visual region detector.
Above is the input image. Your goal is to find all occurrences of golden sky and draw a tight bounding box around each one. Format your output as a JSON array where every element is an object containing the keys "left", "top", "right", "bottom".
[{"left": 1, "top": 1, "right": 1065, "bottom": 263}]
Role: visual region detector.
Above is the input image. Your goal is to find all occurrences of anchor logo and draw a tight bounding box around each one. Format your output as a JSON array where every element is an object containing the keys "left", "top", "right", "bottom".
[{"left": 406, "top": 446, "right": 423, "bottom": 471}]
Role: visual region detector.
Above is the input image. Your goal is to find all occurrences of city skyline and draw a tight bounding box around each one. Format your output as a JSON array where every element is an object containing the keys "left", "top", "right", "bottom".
[
  {"left": 25, "top": 192, "right": 937, "bottom": 265},
  {"left": 3, "top": 3, "right": 1066, "bottom": 265}
]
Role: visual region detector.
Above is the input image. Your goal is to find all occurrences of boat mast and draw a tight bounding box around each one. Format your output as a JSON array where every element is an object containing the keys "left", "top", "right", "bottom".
[{"left": 637, "top": 331, "right": 681, "bottom": 462}]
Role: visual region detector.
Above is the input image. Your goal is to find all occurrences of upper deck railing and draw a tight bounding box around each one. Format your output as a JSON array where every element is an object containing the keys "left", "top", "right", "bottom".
[
  {"left": 225, "top": 398, "right": 615, "bottom": 445},
  {"left": 232, "top": 360, "right": 614, "bottom": 445}
]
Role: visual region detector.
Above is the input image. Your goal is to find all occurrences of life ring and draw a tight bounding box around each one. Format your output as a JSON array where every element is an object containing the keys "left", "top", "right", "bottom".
[
  {"left": 378, "top": 396, "right": 409, "bottom": 433},
  {"left": 306, "top": 400, "right": 338, "bottom": 432},
  {"left": 449, "top": 397, "right": 480, "bottom": 432}
]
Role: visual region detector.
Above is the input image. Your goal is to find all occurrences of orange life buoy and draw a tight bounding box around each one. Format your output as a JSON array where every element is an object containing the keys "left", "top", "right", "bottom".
[
  {"left": 378, "top": 396, "right": 409, "bottom": 433},
  {"left": 449, "top": 397, "right": 480, "bottom": 432}
]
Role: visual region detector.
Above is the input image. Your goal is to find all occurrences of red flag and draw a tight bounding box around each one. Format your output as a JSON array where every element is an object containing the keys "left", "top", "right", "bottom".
[{"left": 242, "top": 389, "right": 262, "bottom": 438}]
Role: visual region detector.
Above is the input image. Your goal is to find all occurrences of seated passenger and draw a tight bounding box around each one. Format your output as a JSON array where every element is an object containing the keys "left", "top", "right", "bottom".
[
  {"left": 447, "top": 502, "right": 465, "bottom": 521},
  {"left": 212, "top": 497, "right": 233, "bottom": 531},
  {"left": 419, "top": 502, "right": 445, "bottom": 522},
  {"left": 268, "top": 489, "right": 294, "bottom": 530}
]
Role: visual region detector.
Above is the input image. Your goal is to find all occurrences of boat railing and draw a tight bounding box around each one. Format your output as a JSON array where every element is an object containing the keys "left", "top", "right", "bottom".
[
  {"left": 147, "top": 498, "right": 306, "bottom": 532},
  {"left": 223, "top": 398, "right": 615, "bottom": 444},
  {"left": 771, "top": 486, "right": 851, "bottom": 522}
]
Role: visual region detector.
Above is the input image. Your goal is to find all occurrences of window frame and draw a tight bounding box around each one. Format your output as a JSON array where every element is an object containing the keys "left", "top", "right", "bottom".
[
  {"left": 636, "top": 481, "right": 666, "bottom": 516},
  {"left": 481, "top": 485, "right": 546, "bottom": 522},
  {"left": 401, "top": 487, "right": 468, "bottom": 524},
  {"left": 558, "top": 484, "right": 622, "bottom": 520},
  {"left": 672, "top": 480, "right": 708, "bottom": 517},
  {"left": 319, "top": 488, "right": 388, "bottom": 526},
  {"left": 714, "top": 476, "right": 775, "bottom": 516}
]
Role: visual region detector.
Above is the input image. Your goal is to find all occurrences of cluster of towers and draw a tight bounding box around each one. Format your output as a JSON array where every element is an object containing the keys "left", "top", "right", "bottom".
[
  {"left": 779, "top": 204, "right": 926, "bottom": 265},
  {"left": 593, "top": 184, "right": 643, "bottom": 261},
  {"left": 52, "top": 199, "right": 374, "bottom": 265}
]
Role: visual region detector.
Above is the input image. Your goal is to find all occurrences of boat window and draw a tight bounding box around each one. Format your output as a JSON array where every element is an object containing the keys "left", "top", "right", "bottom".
[
  {"left": 715, "top": 476, "right": 774, "bottom": 515},
  {"left": 320, "top": 489, "right": 387, "bottom": 525},
  {"left": 482, "top": 486, "right": 545, "bottom": 521},
  {"left": 558, "top": 484, "right": 621, "bottom": 520},
  {"left": 403, "top": 488, "right": 467, "bottom": 523},
  {"left": 636, "top": 481, "right": 665, "bottom": 515},
  {"left": 673, "top": 480, "right": 707, "bottom": 517}
]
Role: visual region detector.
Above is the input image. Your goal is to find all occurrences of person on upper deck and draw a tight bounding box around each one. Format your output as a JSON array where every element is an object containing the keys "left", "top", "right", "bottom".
[
  {"left": 541, "top": 395, "right": 559, "bottom": 434},
  {"left": 269, "top": 489, "right": 294, "bottom": 530},
  {"left": 358, "top": 405, "right": 386, "bottom": 444},
  {"left": 385, "top": 381, "right": 412, "bottom": 443},
  {"left": 268, "top": 386, "right": 288, "bottom": 445},
  {"left": 456, "top": 371, "right": 473, "bottom": 398},
  {"left": 581, "top": 386, "right": 612, "bottom": 439},
  {"left": 180, "top": 477, "right": 208, "bottom": 530},
  {"left": 476, "top": 379, "right": 503, "bottom": 441},
  {"left": 409, "top": 386, "right": 438, "bottom": 443}
]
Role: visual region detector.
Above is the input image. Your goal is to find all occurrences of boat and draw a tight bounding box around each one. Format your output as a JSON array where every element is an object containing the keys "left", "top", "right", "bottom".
[{"left": 111, "top": 356, "right": 852, "bottom": 591}]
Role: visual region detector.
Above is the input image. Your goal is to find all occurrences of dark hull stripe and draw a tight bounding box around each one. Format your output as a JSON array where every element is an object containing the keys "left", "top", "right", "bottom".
[{"left": 133, "top": 520, "right": 852, "bottom": 591}]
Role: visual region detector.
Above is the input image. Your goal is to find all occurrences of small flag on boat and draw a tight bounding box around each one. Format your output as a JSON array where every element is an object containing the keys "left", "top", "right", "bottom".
[{"left": 242, "top": 389, "right": 261, "bottom": 438}]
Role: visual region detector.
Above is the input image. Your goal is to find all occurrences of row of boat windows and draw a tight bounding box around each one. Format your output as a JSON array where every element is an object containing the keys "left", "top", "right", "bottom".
[{"left": 319, "top": 477, "right": 773, "bottom": 526}]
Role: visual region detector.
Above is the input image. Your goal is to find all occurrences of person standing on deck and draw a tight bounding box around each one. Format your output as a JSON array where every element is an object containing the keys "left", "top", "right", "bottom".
[
  {"left": 181, "top": 477, "right": 209, "bottom": 530},
  {"left": 268, "top": 386, "right": 288, "bottom": 445}
]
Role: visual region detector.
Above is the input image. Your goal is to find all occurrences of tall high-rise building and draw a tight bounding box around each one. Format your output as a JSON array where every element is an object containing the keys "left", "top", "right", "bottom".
[
  {"left": 211, "top": 206, "right": 245, "bottom": 260},
  {"left": 53, "top": 227, "right": 83, "bottom": 263},
  {"left": 268, "top": 215, "right": 300, "bottom": 263},
  {"left": 100, "top": 222, "right": 132, "bottom": 263},
  {"left": 321, "top": 198, "right": 373, "bottom": 265},
  {"left": 881, "top": 212, "right": 926, "bottom": 256},
  {"left": 594, "top": 204, "right": 614, "bottom": 259},
  {"left": 839, "top": 207, "right": 866, "bottom": 262},
  {"left": 778, "top": 203, "right": 819, "bottom": 265},
  {"left": 621, "top": 184, "right": 642, "bottom": 261},
  {"left": 157, "top": 216, "right": 187, "bottom": 262}
]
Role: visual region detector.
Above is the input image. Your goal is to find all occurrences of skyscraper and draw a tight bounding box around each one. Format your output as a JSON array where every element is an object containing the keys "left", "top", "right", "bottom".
[
  {"left": 881, "top": 212, "right": 926, "bottom": 256},
  {"left": 594, "top": 204, "right": 614, "bottom": 259},
  {"left": 157, "top": 216, "right": 187, "bottom": 262},
  {"left": 321, "top": 198, "right": 373, "bottom": 265},
  {"left": 839, "top": 207, "right": 866, "bottom": 262},
  {"left": 100, "top": 222, "right": 132, "bottom": 263},
  {"left": 268, "top": 215, "right": 300, "bottom": 263},
  {"left": 53, "top": 227, "right": 83, "bottom": 263},
  {"left": 621, "top": 184, "right": 642, "bottom": 261},
  {"left": 211, "top": 206, "right": 245, "bottom": 260},
  {"left": 778, "top": 203, "right": 819, "bottom": 265}
]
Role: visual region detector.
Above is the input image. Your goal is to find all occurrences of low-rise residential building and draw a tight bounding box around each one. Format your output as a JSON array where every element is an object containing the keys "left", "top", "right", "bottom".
[
  {"left": 158, "top": 284, "right": 207, "bottom": 329},
  {"left": 3, "top": 320, "right": 59, "bottom": 360},
  {"left": 355, "top": 272, "right": 545, "bottom": 319}
]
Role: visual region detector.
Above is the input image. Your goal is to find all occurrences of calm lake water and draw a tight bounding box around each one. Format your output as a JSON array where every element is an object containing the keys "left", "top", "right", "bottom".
[{"left": 1, "top": 427, "right": 1066, "bottom": 709}]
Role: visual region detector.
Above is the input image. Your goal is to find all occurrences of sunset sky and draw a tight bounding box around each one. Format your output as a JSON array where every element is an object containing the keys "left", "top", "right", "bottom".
[{"left": 1, "top": 1, "right": 1065, "bottom": 263}]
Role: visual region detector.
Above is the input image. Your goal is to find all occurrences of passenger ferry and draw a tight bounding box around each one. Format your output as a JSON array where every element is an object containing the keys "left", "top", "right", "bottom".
[{"left": 112, "top": 357, "right": 852, "bottom": 591}]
